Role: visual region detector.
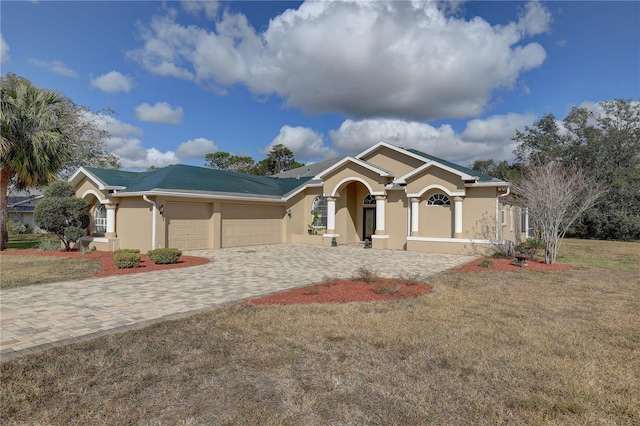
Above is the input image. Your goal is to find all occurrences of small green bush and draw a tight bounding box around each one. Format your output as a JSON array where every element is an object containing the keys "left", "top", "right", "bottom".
[
  {"left": 477, "top": 259, "right": 494, "bottom": 268},
  {"left": 147, "top": 248, "right": 182, "bottom": 264},
  {"left": 37, "top": 238, "right": 61, "bottom": 252},
  {"left": 116, "top": 248, "right": 140, "bottom": 254},
  {"left": 114, "top": 249, "right": 141, "bottom": 269}
]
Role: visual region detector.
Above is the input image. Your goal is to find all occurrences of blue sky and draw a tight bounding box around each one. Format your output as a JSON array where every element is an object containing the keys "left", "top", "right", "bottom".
[{"left": 1, "top": 1, "right": 638, "bottom": 170}]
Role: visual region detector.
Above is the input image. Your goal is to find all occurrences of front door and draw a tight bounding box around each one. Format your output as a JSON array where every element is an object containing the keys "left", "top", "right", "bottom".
[{"left": 363, "top": 208, "right": 376, "bottom": 241}]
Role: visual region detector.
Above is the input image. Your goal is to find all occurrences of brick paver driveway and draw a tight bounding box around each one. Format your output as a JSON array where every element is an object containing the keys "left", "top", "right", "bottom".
[{"left": 1, "top": 244, "right": 475, "bottom": 359}]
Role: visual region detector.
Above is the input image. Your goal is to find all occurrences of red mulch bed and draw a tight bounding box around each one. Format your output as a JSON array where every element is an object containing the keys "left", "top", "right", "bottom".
[
  {"left": 2, "top": 248, "right": 209, "bottom": 277},
  {"left": 243, "top": 279, "right": 432, "bottom": 306},
  {"left": 457, "top": 257, "right": 572, "bottom": 272}
]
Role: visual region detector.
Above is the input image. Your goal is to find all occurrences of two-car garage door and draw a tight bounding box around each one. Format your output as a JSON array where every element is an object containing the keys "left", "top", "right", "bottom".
[
  {"left": 221, "top": 204, "right": 283, "bottom": 248},
  {"left": 167, "top": 202, "right": 211, "bottom": 250},
  {"left": 166, "top": 202, "right": 283, "bottom": 250}
]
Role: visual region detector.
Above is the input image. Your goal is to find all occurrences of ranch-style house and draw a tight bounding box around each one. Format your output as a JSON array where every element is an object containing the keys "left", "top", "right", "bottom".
[{"left": 70, "top": 142, "right": 527, "bottom": 254}]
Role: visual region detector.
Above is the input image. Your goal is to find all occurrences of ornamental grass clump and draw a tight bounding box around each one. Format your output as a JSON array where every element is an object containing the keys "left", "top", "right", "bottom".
[
  {"left": 147, "top": 248, "right": 182, "bottom": 264},
  {"left": 113, "top": 249, "right": 140, "bottom": 269}
]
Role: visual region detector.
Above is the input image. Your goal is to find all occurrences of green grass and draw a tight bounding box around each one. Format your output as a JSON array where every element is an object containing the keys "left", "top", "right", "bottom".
[
  {"left": 6, "top": 233, "right": 50, "bottom": 249},
  {"left": 0, "top": 255, "right": 102, "bottom": 288},
  {"left": 1, "top": 239, "right": 639, "bottom": 424}
]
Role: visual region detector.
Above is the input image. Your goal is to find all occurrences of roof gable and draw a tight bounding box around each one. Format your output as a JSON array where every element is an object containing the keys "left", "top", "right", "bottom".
[{"left": 313, "top": 156, "right": 394, "bottom": 180}]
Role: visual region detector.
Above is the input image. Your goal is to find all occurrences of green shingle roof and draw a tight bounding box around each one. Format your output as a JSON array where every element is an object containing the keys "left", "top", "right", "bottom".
[
  {"left": 84, "top": 167, "right": 141, "bottom": 187},
  {"left": 406, "top": 149, "right": 498, "bottom": 182},
  {"left": 85, "top": 165, "right": 310, "bottom": 197}
]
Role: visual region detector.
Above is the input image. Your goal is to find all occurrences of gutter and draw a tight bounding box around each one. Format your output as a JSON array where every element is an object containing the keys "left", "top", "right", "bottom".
[
  {"left": 142, "top": 195, "right": 157, "bottom": 249},
  {"left": 495, "top": 186, "right": 511, "bottom": 240}
]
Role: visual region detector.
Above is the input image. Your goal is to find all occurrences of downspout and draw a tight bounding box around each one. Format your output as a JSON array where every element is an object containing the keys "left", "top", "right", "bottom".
[
  {"left": 142, "top": 195, "right": 157, "bottom": 249},
  {"left": 495, "top": 186, "right": 510, "bottom": 241}
]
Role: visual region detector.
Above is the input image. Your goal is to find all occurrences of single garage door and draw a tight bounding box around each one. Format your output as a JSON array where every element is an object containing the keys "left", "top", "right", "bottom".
[
  {"left": 167, "top": 202, "right": 211, "bottom": 250},
  {"left": 221, "top": 204, "right": 283, "bottom": 248}
]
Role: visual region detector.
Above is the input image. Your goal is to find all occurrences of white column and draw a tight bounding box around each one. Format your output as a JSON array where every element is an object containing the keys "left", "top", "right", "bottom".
[
  {"left": 410, "top": 197, "right": 420, "bottom": 236},
  {"left": 105, "top": 204, "right": 117, "bottom": 238},
  {"left": 454, "top": 196, "right": 464, "bottom": 237},
  {"left": 524, "top": 207, "right": 530, "bottom": 239},
  {"left": 326, "top": 197, "right": 336, "bottom": 233},
  {"left": 375, "top": 195, "right": 386, "bottom": 234}
]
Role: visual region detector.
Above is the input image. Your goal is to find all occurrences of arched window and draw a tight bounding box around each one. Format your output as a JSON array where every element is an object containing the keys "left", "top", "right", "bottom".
[
  {"left": 364, "top": 194, "right": 376, "bottom": 205},
  {"left": 312, "top": 196, "right": 327, "bottom": 228},
  {"left": 94, "top": 204, "right": 107, "bottom": 233},
  {"left": 427, "top": 193, "right": 450, "bottom": 206}
]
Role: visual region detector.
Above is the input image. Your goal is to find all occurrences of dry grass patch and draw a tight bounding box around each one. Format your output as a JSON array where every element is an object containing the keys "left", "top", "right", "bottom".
[
  {"left": 1, "top": 240, "right": 639, "bottom": 424},
  {"left": 0, "top": 255, "right": 102, "bottom": 288}
]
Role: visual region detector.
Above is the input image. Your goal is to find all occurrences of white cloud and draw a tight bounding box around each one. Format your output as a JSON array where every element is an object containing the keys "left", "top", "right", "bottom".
[
  {"left": 29, "top": 58, "right": 78, "bottom": 77},
  {"left": 176, "top": 138, "right": 217, "bottom": 158},
  {"left": 266, "top": 125, "right": 337, "bottom": 162},
  {"left": 136, "top": 101, "right": 184, "bottom": 124},
  {"left": 330, "top": 114, "right": 537, "bottom": 165},
  {"left": 88, "top": 111, "right": 179, "bottom": 169},
  {"left": 1, "top": 34, "right": 9, "bottom": 63},
  {"left": 182, "top": 0, "right": 219, "bottom": 20},
  {"left": 516, "top": 1, "right": 552, "bottom": 36},
  {"left": 130, "top": 0, "right": 550, "bottom": 120},
  {"left": 105, "top": 136, "right": 179, "bottom": 169},
  {"left": 90, "top": 71, "right": 133, "bottom": 93}
]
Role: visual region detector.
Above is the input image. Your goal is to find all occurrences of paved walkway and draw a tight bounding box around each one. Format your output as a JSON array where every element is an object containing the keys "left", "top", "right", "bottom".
[{"left": 1, "top": 244, "right": 474, "bottom": 360}]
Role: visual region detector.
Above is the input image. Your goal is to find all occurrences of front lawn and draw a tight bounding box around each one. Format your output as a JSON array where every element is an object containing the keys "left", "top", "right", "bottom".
[
  {"left": 1, "top": 239, "right": 639, "bottom": 424},
  {"left": 0, "top": 255, "right": 102, "bottom": 288}
]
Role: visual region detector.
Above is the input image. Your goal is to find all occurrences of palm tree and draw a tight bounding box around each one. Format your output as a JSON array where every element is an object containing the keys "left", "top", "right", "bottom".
[{"left": 1, "top": 73, "right": 71, "bottom": 250}]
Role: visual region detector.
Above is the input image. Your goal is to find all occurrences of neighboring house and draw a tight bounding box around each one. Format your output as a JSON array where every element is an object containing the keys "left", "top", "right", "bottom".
[
  {"left": 69, "top": 142, "right": 526, "bottom": 254},
  {"left": 7, "top": 190, "right": 44, "bottom": 231}
]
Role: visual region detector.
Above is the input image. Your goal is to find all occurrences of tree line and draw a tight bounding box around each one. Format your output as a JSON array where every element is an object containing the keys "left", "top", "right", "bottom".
[
  {"left": 471, "top": 99, "right": 640, "bottom": 242},
  {"left": 204, "top": 144, "right": 303, "bottom": 176}
]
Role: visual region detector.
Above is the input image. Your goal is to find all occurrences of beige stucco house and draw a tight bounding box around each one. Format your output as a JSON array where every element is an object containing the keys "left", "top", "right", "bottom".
[{"left": 69, "top": 142, "right": 526, "bottom": 254}]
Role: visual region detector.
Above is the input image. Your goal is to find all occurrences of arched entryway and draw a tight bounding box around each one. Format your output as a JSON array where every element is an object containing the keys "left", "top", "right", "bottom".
[{"left": 333, "top": 180, "right": 374, "bottom": 244}]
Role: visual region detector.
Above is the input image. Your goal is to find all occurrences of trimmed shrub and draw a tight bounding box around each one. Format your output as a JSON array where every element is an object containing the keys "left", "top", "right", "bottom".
[
  {"left": 147, "top": 248, "right": 182, "bottom": 264},
  {"left": 37, "top": 238, "right": 62, "bottom": 252},
  {"left": 114, "top": 249, "right": 141, "bottom": 269}
]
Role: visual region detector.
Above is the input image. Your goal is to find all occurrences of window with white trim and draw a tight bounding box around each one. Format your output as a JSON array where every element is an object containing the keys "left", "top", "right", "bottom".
[
  {"left": 427, "top": 193, "right": 450, "bottom": 206},
  {"left": 94, "top": 204, "right": 107, "bottom": 233},
  {"left": 312, "top": 196, "right": 327, "bottom": 228}
]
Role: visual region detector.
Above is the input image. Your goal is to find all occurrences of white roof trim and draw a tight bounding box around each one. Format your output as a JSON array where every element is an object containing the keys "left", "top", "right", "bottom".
[
  {"left": 465, "top": 181, "right": 510, "bottom": 188},
  {"left": 113, "top": 190, "right": 286, "bottom": 203},
  {"left": 8, "top": 194, "right": 43, "bottom": 208},
  {"left": 68, "top": 166, "right": 125, "bottom": 191},
  {"left": 355, "top": 140, "right": 428, "bottom": 164},
  {"left": 399, "top": 161, "right": 477, "bottom": 183},
  {"left": 313, "top": 156, "right": 393, "bottom": 180}
]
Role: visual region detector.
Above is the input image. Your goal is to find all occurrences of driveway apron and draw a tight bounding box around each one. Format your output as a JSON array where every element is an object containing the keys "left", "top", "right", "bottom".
[{"left": 1, "top": 244, "right": 475, "bottom": 360}]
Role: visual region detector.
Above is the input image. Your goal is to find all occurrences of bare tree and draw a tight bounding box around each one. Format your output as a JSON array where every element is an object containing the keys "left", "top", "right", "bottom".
[{"left": 512, "top": 161, "right": 605, "bottom": 264}]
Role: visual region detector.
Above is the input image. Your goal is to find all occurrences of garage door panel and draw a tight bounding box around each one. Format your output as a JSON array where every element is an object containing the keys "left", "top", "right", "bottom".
[
  {"left": 221, "top": 205, "right": 282, "bottom": 248},
  {"left": 166, "top": 202, "right": 211, "bottom": 250}
]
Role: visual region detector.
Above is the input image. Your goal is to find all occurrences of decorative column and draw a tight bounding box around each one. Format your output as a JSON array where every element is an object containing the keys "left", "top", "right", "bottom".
[
  {"left": 326, "top": 196, "right": 337, "bottom": 233},
  {"left": 375, "top": 195, "right": 386, "bottom": 234},
  {"left": 105, "top": 204, "right": 117, "bottom": 238},
  {"left": 453, "top": 196, "right": 464, "bottom": 238},
  {"left": 410, "top": 197, "right": 420, "bottom": 236}
]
